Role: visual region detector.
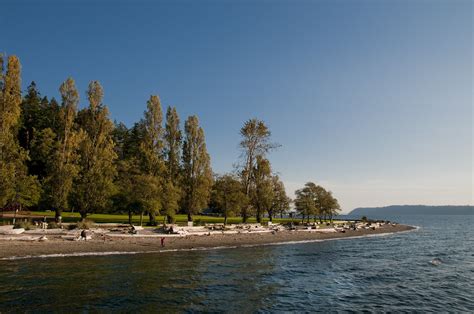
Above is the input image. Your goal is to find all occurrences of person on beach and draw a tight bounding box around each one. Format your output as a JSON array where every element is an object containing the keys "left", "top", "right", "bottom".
[
  {"left": 80, "top": 229, "right": 87, "bottom": 241},
  {"left": 161, "top": 237, "right": 165, "bottom": 247}
]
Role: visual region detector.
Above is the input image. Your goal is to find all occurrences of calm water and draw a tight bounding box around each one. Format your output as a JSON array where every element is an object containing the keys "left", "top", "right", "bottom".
[{"left": 0, "top": 215, "right": 473, "bottom": 312}]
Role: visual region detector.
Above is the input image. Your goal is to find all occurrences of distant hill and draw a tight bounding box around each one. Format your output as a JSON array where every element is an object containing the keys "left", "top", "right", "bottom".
[{"left": 348, "top": 205, "right": 474, "bottom": 216}]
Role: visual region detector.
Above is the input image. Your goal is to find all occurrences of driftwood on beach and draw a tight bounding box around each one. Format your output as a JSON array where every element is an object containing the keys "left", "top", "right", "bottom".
[{"left": 0, "top": 223, "right": 415, "bottom": 260}]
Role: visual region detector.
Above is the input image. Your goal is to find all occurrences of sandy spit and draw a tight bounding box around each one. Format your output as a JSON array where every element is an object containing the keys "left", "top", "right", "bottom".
[{"left": 0, "top": 224, "right": 416, "bottom": 260}]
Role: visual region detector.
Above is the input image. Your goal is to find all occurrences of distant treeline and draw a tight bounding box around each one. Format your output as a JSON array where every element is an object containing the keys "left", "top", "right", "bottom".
[
  {"left": 0, "top": 55, "right": 341, "bottom": 224},
  {"left": 349, "top": 205, "right": 474, "bottom": 216}
]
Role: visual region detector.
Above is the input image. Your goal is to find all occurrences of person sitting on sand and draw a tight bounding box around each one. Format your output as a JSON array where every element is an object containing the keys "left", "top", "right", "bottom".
[{"left": 80, "top": 229, "right": 87, "bottom": 241}]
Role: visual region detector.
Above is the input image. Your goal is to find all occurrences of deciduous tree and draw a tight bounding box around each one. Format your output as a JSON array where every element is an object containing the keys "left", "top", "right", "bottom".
[
  {"left": 182, "top": 115, "right": 212, "bottom": 221},
  {"left": 238, "top": 118, "right": 278, "bottom": 222},
  {"left": 72, "top": 81, "right": 117, "bottom": 220},
  {"left": 45, "top": 78, "right": 83, "bottom": 221},
  {"left": 211, "top": 174, "right": 247, "bottom": 225}
]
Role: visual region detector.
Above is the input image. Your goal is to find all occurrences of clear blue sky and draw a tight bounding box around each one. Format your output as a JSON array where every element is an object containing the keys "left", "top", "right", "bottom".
[{"left": 3, "top": 0, "right": 472, "bottom": 212}]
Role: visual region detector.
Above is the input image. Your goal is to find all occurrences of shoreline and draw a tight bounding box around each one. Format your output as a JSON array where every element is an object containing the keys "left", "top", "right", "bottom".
[{"left": 0, "top": 224, "right": 416, "bottom": 260}]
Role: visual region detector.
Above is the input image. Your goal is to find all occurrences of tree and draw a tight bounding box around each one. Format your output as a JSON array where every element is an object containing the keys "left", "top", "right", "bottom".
[
  {"left": 161, "top": 180, "right": 181, "bottom": 224},
  {"left": 114, "top": 159, "right": 161, "bottom": 226},
  {"left": 252, "top": 156, "right": 274, "bottom": 223},
  {"left": 18, "top": 82, "right": 42, "bottom": 152},
  {"left": 163, "top": 106, "right": 182, "bottom": 223},
  {"left": 0, "top": 55, "right": 41, "bottom": 210},
  {"left": 295, "top": 182, "right": 341, "bottom": 223},
  {"left": 72, "top": 81, "right": 117, "bottom": 220},
  {"left": 112, "top": 121, "right": 129, "bottom": 160},
  {"left": 138, "top": 95, "right": 165, "bottom": 225},
  {"left": 45, "top": 77, "right": 83, "bottom": 221},
  {"left": 164, "top": 106, "right": 182, "bottom": 181},
  {"left": 238, "top": 118, "right": 278, "bottom": 222},
  {"left": 182, "top": 115, "right": 213, "bottom": 221},
  {"left": 140, "top": 95, "right": 165, "bottom": 176},
  {"left": 295, "top": 182, "right": 318, "bottom": 223},
  {"left": 211, "top": 174, "right": 247, "bottom": 225},
  {"left": 270, "top": 176, "right": 290, "bottom": 220},
  {"left": 321, "top": 190, "right": 341, "bottom": 222}
]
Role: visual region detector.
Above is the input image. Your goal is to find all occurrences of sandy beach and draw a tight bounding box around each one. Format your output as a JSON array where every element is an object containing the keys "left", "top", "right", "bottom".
[{"left": 0, "top": 224, "right": 415, "bottom": 260}]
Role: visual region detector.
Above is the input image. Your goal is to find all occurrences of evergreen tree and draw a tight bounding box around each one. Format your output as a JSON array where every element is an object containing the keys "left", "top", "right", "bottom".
[
  {"left": 112, "top": 121, "right": 129, "bottom": 160},
  {"left": 72, "top": 81, "right": 117, "bottom": 220},
  {"left": 182, "top": 115, "right": 213, "bottom": 221},
  {"left": 18, "top": 82, "right": 42, "bottom": 151}
]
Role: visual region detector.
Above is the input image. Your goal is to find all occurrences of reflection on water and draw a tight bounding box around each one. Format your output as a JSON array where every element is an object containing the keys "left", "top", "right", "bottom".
[{"left": 0, "top": 215, "right": 473, "bottom": 312}]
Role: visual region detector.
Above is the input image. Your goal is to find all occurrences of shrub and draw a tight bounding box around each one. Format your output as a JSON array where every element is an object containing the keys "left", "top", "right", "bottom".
[
  {"left": 75, "top": 220, "right": 95, "bottom": 230},
  {"left": 47, "top": 221, "right": 61, "bottom": 229},
  {"left": 14, "top": 220, "right": 34, "bottom": 230},
  {"left": 361, "top": 216, "right": 368, "bottom": 222}
]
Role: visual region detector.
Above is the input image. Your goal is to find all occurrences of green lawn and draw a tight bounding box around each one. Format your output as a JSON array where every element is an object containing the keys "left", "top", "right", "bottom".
[{"left": 15, "top": 211, "right": 298, "bottom": 225}]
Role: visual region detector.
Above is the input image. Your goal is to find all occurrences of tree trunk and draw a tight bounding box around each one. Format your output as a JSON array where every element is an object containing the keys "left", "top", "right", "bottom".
[
  {"left": 55, "top": 209, "right": 62, "bottom": 223},
  {"left": 80, "top": 211, "right": 87, "bottom": 221},
  {"left": 148, "top": 212, "right": 156, "bottom": 225},
  {"left": 256, "top": 208, "right": 262, "bottom": 224},
  {"left": 268, "top": 210, "right": 273, "bottom": 222},
  {"left": 280, "top": 212, "right": 283, "bottom": 219},
  {"left": 242, "top": 207, "right": 248, "bottom": 223},
  {"left": 224, "top": 215, "right": 227, "bottom": 226},
  {"left": 128, "top": 209, "right": 132, "bottom": 226},
  {"left": 167, "top": 214, "right": 174, "bottom": 224},
  {"left": 187, "top": 212, "right": 193, "bottom": 222},
  {"left": 301, "top": 214, "right": 305, "bottom": 223},
  {"left": 140, "top": 211, "right": 144, "bottom": 226}
]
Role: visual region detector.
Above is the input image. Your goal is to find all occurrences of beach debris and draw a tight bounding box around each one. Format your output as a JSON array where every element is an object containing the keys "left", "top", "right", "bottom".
[
  {"left": 0, "top": 226, "right": 25, "bottom": 235},
  {"left": 129, "top": 225, "right": 144, "bottom": 234}
]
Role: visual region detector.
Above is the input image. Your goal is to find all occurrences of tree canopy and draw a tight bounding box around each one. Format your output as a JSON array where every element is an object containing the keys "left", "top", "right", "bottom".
[{"left": 0, "top": 55, "right": 343, "bottom": 225}]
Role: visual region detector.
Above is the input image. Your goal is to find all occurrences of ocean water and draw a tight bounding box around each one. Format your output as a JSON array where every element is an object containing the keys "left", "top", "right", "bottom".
[{"left": 0, "top": 215, "right": 473, "bottom": 312}]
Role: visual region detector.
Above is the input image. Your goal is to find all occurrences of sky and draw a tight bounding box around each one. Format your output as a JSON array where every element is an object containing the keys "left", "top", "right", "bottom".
[{"left": 2, "top": 0, "right": 472, "bottom": 212}]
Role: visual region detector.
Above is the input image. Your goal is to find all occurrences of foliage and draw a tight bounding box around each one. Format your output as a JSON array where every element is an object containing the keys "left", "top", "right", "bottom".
[
  {"left": 295, "top": 182, "right": 341, "bottom": 222},
  {"left": 14, "top": 220, "right": 34, "bottom": 230},
  {"left": 71, "top": 81, "right": 117, "bottom": 219},
  {"left": 270, "top": 176, "right": 291, "bottom": 220},
  {"left": 0, "top": 54, "right": 345, "bottom": 227},
  {"left": 210, "top": 173, "right": 248, "bottom": 224},
  {"left": 238, "top": 118, "right": 279, "bottom": 222},
  {"left": 0, "top": 55, "right": 42, "bottom": 210},
  {"left": 251, "top": 156, "right": 274, "bottom": 223},
  {"left": 182, "top": 115, "right": 213, "bottom": 221},
  {"left": 44, "top": 77, "right": 84, "bottom": 220},
  {"left": 75, "top": 219, "right": 95, "bottom": 230}
]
